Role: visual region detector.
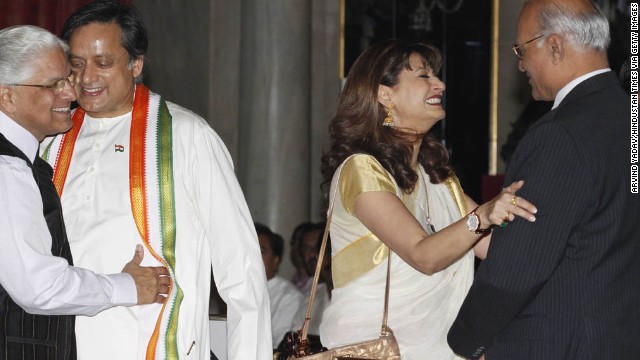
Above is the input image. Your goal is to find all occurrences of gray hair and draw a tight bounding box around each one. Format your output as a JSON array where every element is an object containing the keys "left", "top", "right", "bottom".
[
  {"left": 0, "top": 25, "right": 69, "bottom": 85},
  {"left": 536, "top": 0, "right": 610, "bottom": 51}
]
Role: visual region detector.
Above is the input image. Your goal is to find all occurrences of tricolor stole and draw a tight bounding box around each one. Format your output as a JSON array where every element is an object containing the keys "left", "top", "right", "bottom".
[{"left": 50, "top": 85, "right": 183, "bottom": 360}]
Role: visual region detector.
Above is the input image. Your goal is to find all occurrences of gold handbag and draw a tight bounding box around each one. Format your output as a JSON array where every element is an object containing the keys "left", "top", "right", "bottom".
[
  {"left": 287, "top": 325, "right": 400, "bottom": 359},
  {"left": 285, "top": 159, "right": 401, "bottom": 360},
  {"left": 285, "top": 263, "right": 400, "bottom": 359}
]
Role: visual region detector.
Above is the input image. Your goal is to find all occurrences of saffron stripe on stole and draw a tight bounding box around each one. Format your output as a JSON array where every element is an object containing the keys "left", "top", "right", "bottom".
[
  {"left": 130, "top": 85, "right": 150, "bottom": 249},
  {"left": 132, "top": 86, "right": 168, "bottom": 360},
  {"left": 128, "top": 85, "right": 170, "bottom": 360},
  {"left": 51, "top": 84, "right": 184, "bottom": 359},
  {"left": 135, "top": 87, "right": 183, "bottom": 359},
  {"left": 52, "top": 109, "right": 85, "bottom": 196},
  {"left": 130, "top": 86, "right": 161, "bottom": 360}
]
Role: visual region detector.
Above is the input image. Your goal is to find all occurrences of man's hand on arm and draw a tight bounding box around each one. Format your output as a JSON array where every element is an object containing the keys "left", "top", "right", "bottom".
[{"left": 122, "top": 244, "right": 171, "bottom": 304}]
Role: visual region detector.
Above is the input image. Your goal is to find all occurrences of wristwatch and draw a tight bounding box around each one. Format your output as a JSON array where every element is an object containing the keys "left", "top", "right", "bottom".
[{"left": 466, "top": 206, "right": 492, "bottom": 235}]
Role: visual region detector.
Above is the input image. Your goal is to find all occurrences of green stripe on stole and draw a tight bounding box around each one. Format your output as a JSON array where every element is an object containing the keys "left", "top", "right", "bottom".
[{"left": 157, "top": 98, "right": 183, "bottom": 358}]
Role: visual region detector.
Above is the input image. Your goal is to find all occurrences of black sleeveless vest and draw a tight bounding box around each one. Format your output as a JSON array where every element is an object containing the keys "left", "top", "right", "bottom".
[{"left": 0, "top": 133, "right": 76, "bottom": 360}]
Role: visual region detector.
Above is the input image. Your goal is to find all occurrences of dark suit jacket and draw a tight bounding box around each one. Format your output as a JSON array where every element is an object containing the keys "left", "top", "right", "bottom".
[{"left": 448, "top": 71, "right": 640, "bottom": 359}]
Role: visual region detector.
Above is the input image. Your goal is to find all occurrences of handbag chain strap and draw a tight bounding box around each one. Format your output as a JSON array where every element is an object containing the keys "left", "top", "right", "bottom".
[{"left": 300, "top": 156, "right": 393, "bottom": 341}]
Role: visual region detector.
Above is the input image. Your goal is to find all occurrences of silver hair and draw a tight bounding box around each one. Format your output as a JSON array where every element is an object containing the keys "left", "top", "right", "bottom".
[
  {"left": 0, "top": 25, "right": 69, "bottom": 85},
  {"left": 536, "top": 0, "right": 610, "bottom": 51}
]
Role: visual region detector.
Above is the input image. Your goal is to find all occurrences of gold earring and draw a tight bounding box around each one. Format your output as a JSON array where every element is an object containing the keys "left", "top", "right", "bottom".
[{"left": 383, "top": 104, "right": 394, "bottom": 127}]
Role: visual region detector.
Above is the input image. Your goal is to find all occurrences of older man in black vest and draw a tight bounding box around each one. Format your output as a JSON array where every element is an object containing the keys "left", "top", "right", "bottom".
[{"left": 0, "top": 25, "right": 170, "bottom": 360}]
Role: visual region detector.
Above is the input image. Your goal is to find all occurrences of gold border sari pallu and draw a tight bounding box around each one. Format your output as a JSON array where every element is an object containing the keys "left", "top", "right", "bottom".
[
  {"left": 283, "top": 154, "right": 401, "bottom": 360},
  {"left": 282, "top": 155, "right": 468, "bottom": 359}
]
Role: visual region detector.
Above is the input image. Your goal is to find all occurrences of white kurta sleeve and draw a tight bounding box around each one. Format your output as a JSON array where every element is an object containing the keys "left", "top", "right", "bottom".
[
  {"left": 0, "top": 157, "right": 137, "bottom": 316},
  {"left": 189, "top": 127, "right": 272, "bottom": 359}
]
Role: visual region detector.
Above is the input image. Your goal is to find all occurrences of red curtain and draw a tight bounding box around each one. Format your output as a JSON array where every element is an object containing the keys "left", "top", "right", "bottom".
[{"left": 0, "top": 0, "right": 132, "bottom": 36}]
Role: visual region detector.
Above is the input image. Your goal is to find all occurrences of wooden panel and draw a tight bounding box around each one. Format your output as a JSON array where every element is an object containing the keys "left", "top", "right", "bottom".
[{"left": 1, "top": 0, "right": 131, "bottom": 35}]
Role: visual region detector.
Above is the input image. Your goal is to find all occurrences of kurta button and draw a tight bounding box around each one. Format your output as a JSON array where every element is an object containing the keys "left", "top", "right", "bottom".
[
  {"left": 84, "top": 194, "right": 92, "bottom": 201},
  {"left": 88, "top": 166, "right": 95, "bottom": 173}
]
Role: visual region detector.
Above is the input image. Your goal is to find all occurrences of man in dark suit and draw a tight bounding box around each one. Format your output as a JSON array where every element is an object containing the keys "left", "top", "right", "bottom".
[{"left": 448, "top": 0, "right": 640, "bottom": 359}]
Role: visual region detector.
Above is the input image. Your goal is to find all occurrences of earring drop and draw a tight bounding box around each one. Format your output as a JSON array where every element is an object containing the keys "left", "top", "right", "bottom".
[{"left": 383, "top": 104, "right": 395, "bottom": 127}]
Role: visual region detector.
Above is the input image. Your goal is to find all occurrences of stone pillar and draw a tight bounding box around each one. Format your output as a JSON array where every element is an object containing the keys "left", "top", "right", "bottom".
[
  {"left": 237, "top": 0, "right": 312, "bottom": 278},
  {"left": 209, "top": 0, "right": 242, "bottom": 162},
  {"left": 310, "top": 0, "right": 342, "bottom": 221}
]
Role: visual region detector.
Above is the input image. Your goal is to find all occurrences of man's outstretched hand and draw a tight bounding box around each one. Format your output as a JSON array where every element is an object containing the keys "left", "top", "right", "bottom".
[{"left": 122, "top": 244, "right": 171, "bottom": 304}]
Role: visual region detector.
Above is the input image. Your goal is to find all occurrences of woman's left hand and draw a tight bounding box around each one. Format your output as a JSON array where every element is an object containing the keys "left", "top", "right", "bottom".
[{"left": 476, "top": 180, "right": 537, "bottom": 228}]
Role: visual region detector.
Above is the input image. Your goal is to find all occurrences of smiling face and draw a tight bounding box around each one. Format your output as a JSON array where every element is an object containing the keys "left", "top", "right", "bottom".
[
  {"left": 380, "top": 53, "right": 446, "bottom": 133},
  {"left": 68, "top": 22, "right": 143, "bottom": 118},
  {"left": 1, "top": 47, "right": 76, "bottom": 141}
]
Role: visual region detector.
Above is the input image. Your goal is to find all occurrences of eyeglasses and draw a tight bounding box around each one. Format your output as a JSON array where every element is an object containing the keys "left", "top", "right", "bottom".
[
  {"left": 10, "top": 73, "right": 76, "bottom": 95},
  {"left": 512, "top": 34, "right": 544, "bottom": 59}
]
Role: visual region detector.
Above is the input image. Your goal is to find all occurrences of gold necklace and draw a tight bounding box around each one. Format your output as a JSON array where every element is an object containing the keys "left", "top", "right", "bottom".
[{"left": 408, "top": 168, "right": 436, "bottom": 235}]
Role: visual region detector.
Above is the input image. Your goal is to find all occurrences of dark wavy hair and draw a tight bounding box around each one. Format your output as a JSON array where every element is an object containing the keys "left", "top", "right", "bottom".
[
  {"left": 321, "top": 39, "right": 453, "bottom": 196},
  {"left": 60, "top": 0, "right": 148, "bottom": 81}
]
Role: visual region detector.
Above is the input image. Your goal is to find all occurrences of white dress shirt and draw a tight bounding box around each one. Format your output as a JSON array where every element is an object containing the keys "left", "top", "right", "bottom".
[
  {"left": 267, "top": 275, "right": 303, "bottom": 348},
  {"left": 0, "top": 111, "right": 136, "bottom": 316},
  {"left": 44, "top": 101, "right": 271, "bottom": 360},
  {"left": 552, "top": 68, "right": 610, "bottom": 109}
]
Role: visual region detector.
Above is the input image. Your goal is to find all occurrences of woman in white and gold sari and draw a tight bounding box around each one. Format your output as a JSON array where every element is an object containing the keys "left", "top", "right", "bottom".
[{"left": 318, "top": 40, "right": 538, "bottom": 359}]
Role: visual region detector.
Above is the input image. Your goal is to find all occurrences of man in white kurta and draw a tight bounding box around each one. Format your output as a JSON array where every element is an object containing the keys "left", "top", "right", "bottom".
[
  {"left": 47, "top": 3, "right": 272, "bottom": 358},
  {"left": 46, "top": 100, "right": 271, "bottom": 359}
]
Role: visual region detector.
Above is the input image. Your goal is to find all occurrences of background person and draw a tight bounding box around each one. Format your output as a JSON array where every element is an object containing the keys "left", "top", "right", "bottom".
[
  {"left": 255, "top": 223, "right": 303, "bottom": 349},
  {"left": 289, "top": 222, "right": 315, "bottom": 291},
  {"left": 290, "top": 223, "right": 331, "bottom": 348}
]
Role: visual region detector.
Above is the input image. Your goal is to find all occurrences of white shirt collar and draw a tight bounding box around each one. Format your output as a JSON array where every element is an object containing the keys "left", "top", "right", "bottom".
[
  {"left": 552, "top": 68, "right": 610, "bottom": 109},
  {"left": 0, "top": 110, "right": 39, "bottom": 163},
  {"left": 85, "top": 111, "right": 132, "bottom": 122}
]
